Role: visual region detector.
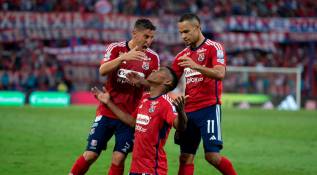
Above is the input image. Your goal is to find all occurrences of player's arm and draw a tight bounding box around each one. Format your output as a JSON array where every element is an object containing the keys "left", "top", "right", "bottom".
[
  {"left": 177, "top": 55, "right": 225, "bottom": 80},
  {"left": 193, "top": 65, "right": 225, "bottom": 80},
  {"left": 172, "top": 96, "right": 188, "bottom": 131},
  {"left": 99, "top": 46, "right": 146, "bottom": 76},
  {"left": 91, "top": 87, "right": 136, "bottom": 127},
  {"left": 126, "top": 72, "right": 150, "bottom": 88}
]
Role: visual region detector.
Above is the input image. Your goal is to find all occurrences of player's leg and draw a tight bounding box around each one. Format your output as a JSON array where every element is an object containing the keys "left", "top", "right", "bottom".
[
  {"left": 108, "top": 120, "right": 134, "bottom": 175},
  {"left": 175, "top": 112, "right": 201, "bottom": 175},
  {"left": 200, "top": 105, "right": 237, "bottom": 175},
  {"left": 69, "top": 116, "right": 115, "bottom": 175}
]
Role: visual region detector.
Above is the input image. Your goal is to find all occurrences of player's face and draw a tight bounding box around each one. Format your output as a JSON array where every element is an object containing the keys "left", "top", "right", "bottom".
[
  {"left": 178, "top": 21, "right": 200, "bottom": 46},
  {"left": 133, "top": 29, "right": 155, "bottom": 50},
  {"left": 147, "top": 67, "right": 172, "bottom": 86}
]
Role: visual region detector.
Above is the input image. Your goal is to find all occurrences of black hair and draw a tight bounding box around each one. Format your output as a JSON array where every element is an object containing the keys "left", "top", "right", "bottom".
[
  {"left": 134, "top": 18, "right": 156, "bottom": 31},
  {"left": 178, "top": 13, "right": 201, "bottom": 24},
  {"left": 165, "top": 66, "right": 179, "bottom": 92}
]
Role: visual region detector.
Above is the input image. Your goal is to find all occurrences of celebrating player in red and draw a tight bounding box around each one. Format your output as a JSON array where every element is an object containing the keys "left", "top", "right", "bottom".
[
  {"left": 173, "top": 13, "right": 237, "bottom": 175},
  {"left": 92, "top": 66, "right": 188, "bottom": 175},
  {"left": 69, "top": 19, "right": 159, "bottom": 175}
]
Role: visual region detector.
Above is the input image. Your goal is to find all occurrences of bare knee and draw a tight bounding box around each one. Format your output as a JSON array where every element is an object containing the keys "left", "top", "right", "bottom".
[
  {"left": 179, "top": 153, "right": 195, "bottom": 164},
  {"left": 111, "top": 151, "right": 126, "bottom": 166},
  {"left": 83, "top": 151, "right": 99, "bottom": 164},
  {"left": 205, "top": 152, "right": 221, "bottom": 166}
]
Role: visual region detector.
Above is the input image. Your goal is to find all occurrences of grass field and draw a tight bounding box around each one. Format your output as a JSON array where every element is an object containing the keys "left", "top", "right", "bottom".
[{"left": 0, "top": 106, "right": 316, "bottom": 175}]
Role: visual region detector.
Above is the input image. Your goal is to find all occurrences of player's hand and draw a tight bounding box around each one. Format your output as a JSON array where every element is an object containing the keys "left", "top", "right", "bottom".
[
  {"left": 120, "top": 46, "right": 146, "bottom": 62},
  {"left": 91, "top": 86, "right": 110, "bottom": 104},
  {"left": 172, "top": 95, "right": 189, "bottom": 112},
  {"left": 178, "top": 55, "right": 200, "bottom": 69},
  {"left": 126, "top": 72, "right": 143, "bottom": 87}
]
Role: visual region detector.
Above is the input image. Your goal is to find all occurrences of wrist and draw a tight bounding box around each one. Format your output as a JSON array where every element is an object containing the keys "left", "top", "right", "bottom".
[{"left": 192, "top": 64, "right": 201, "bottom": 70}]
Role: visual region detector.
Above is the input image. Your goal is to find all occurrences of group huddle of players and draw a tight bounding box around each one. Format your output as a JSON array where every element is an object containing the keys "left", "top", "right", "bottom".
[{"left": 69, "top": 13, "right": 238, "bottom": 175}]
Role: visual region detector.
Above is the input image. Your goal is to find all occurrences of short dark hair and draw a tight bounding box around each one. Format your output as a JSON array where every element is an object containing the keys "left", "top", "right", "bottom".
[
  {"left": 179, "top": 13, "right": 201, "bottom": 24},
  {"left": 165, "top": 66, "right": 179, "bottom": 92},
  {"left": 134, "top": 18, "right": 156, "bottom": 31}
]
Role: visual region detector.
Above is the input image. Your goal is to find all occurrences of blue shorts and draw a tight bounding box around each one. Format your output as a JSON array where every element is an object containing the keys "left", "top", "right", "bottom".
[
  {"left": 175, "top": 105, "right": 223, "bottom": 154},
  {"left": 86, "top": 115, "right": 134, "bottom": 155}
]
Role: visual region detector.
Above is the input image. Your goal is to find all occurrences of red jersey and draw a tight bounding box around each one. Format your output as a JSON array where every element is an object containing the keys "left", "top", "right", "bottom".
[
  {"left": 130, "top": 93, "right": 177, "bottom": 175},
  {"left": 172, "top": 39, "right": 226, "bottom": 112},
  {"left": 97, "top": 41, "right": 160, "bottom": 119}
]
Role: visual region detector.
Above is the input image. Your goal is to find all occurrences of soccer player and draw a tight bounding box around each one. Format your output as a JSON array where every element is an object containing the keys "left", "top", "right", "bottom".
[
  {"left": 92, "top": 67, "right": 188, "bottom": 175},
  {"left": 173, "top": 13, "right": 238, "bottom": 175},
  {"left": 69, "top": 19, "right": 160, "bottom": 175}
]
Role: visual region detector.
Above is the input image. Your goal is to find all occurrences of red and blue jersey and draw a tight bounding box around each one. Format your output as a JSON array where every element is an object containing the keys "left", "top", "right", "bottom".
[
  {"left": 172, "top": 39, "right": 226, "bottom": 112},
  {"left": 97, "top": 41, "right": 160, "bottom": 119},
  {"left": 130, "top": 93, "right": 177, "bottom": 175}
]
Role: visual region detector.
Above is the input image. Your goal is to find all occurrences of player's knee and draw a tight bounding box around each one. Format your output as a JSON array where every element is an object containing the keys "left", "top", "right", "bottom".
[
  {"left": 205, "top": 152, "right": 221, "bottom": 166},
  {"left": 111, "top": 151, "right": 126, "bottom": 166},
  {"left": 179, "top": 153, "right": 195, "bottom": 164},
  {"left": 83, "top": 151, "right": 99, "bottom": 163}
]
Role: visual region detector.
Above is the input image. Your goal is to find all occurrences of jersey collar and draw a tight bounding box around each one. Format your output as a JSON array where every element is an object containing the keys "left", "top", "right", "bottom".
[
  {"left": 190, "top": 38, "right": 207, "bottom": 51},
  {"left": 126, "top": 41, "right": 130, "bottom": 51},
  {"left": 148, "top": 93, "right": 165, "bottom": 100}
]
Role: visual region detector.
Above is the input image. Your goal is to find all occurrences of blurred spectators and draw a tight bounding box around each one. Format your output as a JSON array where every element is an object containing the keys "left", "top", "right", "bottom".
[
  {"left": 1, "top": 0, "right": 316, "bottom": 17},
  {"left": 0, "top": 0, "right": 317, "bottom": 101}
]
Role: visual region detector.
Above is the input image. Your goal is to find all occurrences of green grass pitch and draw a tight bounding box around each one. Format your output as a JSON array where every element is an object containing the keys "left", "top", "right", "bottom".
[{"left": 0, "top": 106, "right": 316, "bottom": 175}]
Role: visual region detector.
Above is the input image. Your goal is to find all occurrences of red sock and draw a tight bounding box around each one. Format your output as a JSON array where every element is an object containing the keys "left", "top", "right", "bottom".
[
  {"left": 178, "top": 163, "right": 194, "bottom": 175},
  {"left": 217, "top": 156, "right": 237, "bottom": 175},
  {"left": 108, "top": 163, "right": 124, "bottom": 175},
  {"left": 70, "top": 155, "right": 90, "bottom": 175}
]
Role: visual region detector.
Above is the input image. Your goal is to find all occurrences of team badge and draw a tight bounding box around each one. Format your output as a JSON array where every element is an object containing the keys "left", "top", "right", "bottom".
[
  {"left": 149, "top": 101, "right": 158, "bottom": 113},
  {"left": 198, "top": 53, "right": 205, "bottom": 61},
  {"left": 142, "top": 62, "right": 149, "bottom": 70}
]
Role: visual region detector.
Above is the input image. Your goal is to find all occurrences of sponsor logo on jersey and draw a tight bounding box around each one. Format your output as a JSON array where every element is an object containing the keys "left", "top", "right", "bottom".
[
  {"left": 117, "top": 69, "right": 145, "bottom": 79},
  {"left": 184, "top": 67, "right": 202, "bottom": 77},
  {"left": 136, "top": 114, "right": 150, "bottom": 125},
  {"left": 135, "top": 124, "right": 147, "bottom": 132}
]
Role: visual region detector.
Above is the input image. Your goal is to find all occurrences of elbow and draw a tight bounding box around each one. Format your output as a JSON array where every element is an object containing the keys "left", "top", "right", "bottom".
[
  {"left": 99, "top": 66, "right": 107, "bottom": 76},
  {"left": 216, "top": 72, "right": 225, "bottom": 80}
]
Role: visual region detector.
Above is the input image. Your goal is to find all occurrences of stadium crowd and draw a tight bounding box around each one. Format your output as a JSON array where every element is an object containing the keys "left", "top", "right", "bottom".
[
  {"left": 1, "top": 0, "right": 316, "bottom": 17},
  {"left": 1, "top": 0, "right": 317, "bottom": 103}
]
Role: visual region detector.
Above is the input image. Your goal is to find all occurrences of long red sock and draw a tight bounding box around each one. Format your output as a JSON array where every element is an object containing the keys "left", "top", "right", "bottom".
[
  {"left": 108, "top": 163, "right": 124, "bottom": 175},
  {"left": 217, "top": 156, "right": 237, "bottom": 175},
  {"left": 178, "top": 163, "right": 194, "bottom": 175},
  {"left": 70, "top": 155, "right": 90, "bottom": 175}
]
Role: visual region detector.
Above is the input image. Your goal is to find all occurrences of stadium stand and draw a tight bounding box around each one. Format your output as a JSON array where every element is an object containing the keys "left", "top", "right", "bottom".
[{"left": 0, "top": 0, "right": 316, "bottom": 107}]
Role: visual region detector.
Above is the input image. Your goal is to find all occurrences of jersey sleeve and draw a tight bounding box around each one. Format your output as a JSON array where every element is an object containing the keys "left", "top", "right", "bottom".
[
  {"left": 210, "top": 43, "right": 226, "bottom": 67},
  {"left": 172, "top": 55, "right": 184, "bottom": 79},
  {"left": 162, "top": 101, "right": 177, "bottom": 126},
  {"left": 100, "top": 43, "right": 120, "bottom": 65}
]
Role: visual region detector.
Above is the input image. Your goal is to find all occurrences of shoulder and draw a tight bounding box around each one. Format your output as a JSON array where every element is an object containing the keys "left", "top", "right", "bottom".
[
  {"left": 105, "top": 41, "right": 126, "bottom": 52},
  {"left": 205, "top": 39, "right": 224, "bottom": 51},
  {"left": 175, "top": 47, "right": 190, "bottom": 59},
  {"left": 146, "top": 48, "right": 160, "bottom": 61},
  {"left": 161, "top": 94, "right": 174, "bottom": 107}
]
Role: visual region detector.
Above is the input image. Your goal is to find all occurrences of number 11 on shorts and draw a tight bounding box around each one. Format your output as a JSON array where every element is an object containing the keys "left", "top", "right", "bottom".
[{"left": 207, "top": 120, "right": 215, "bottom": 134}]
